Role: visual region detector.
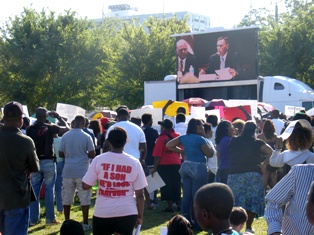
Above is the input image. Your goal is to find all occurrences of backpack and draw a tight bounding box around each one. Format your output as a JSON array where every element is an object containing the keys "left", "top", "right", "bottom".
[{"left": 26, "top": 122, "right": 54, "bottom": 160}]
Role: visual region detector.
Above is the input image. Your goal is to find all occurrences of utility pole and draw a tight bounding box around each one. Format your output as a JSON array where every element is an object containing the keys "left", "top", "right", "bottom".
[
  {"left": 272, "top": 0, "right": 282, "bottom": 22},
  {"left": 275, "top": 2, "right": 279, "bottom": 22}
]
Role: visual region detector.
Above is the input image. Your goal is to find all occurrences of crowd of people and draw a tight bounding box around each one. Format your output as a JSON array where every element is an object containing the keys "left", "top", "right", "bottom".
[{"left": 2, "top": 100, "right": 314, "bottom": 235}]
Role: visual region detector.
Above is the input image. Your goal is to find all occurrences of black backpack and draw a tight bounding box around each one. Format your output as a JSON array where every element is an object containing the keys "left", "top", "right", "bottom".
[{"left": 26, "top": 122, "right": 54, "bottom": 160}]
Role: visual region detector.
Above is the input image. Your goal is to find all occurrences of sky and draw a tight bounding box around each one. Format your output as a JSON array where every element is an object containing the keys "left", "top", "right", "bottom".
[{"left": 0, "top": 0, "right": 286, "bottom": 28}]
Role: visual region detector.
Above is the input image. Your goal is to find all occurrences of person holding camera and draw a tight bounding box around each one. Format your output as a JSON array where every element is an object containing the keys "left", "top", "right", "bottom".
[{"left": 26, "top": 107, "right": 69, "bottom": 225}]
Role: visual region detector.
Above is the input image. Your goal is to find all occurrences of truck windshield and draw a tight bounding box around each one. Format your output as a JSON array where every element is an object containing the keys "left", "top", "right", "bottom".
[{"left": 293, "top": 80, "right": 314, "bottom": 92}]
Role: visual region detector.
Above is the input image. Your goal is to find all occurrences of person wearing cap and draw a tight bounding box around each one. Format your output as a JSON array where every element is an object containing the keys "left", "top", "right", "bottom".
[
  {"left": 99, "top": 117, "right": 110, "bottom": 133},
  {"left": 26, "top": 107, "right": 69, "bottom": 225},
  {"left": 115, "top": 105, "right": 129, "bottom": 116},
  {"left": 269, "top": 119, "right": 314, "bottom": 169},
  {"left": 130, "top": 117, "right": 142, "bottom": 127},
  {"left": 265, "top": 164, "right": 314, "bottom": 235},
  {"left": 166, "top": 118, "right": 214, "bottom": 230},
  {"left": 152, "top": 119, "right": 181, "bottom": 212},
  {"left": 0, "top": 101, "right": 39, "bottom": 235}
]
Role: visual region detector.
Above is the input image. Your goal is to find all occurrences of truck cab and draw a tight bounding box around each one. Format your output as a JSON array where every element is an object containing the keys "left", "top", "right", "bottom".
[{"left": 258, "top": 76, "right": 314, "bottom": 112}]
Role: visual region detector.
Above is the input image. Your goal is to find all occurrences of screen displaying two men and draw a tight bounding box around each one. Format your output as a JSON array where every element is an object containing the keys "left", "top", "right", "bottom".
[{"left": 175, "top": 27, "right": 258, "bottom": 84}]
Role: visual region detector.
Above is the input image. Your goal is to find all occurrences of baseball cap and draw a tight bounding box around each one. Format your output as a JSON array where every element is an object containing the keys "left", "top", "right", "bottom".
[
  {"left": 116, "top": 105, "right": 129, "bottom": 113},
  {"left": 279, "top": 119, "right": 312, "bottom": 140},
  {"left": 100, "top": 117, "right": 110, "bottom": 126},
  {"left": 3, "top": 101, "right": 23, "bottom": 119},
  {"left": 158, "top": 119, "right": 173, "bottom": 129}
]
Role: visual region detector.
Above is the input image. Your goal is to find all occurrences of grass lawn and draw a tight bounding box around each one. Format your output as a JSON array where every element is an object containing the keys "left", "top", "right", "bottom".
[{"left": 28, "top": 195, "right": 268, "bottom": 235}]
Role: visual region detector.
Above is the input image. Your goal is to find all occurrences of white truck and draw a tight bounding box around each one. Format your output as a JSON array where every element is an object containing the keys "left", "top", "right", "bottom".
[
  {"left": 258, "top": 76, "right": 314, "bottom": 112},
  {"left": 144, "top": 75, "right": 314, "bottom": 113}
]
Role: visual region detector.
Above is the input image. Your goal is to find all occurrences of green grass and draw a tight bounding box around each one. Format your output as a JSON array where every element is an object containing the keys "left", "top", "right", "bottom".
[{"left": 28, "top": 195, "right": 268, "bottom": 235}]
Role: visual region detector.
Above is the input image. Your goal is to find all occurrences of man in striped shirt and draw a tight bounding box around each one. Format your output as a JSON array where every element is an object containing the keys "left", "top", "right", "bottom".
[
  {"left": 265, "top": 164, "right": 314, "bottom": 235},
  {"left": 306, "top": 181, "right": 314, "bottom": 225}
]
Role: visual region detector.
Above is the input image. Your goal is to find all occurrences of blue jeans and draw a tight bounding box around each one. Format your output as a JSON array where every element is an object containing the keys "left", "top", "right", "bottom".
[
  {"left": 30, "top": 159, "right": 56, "bottom": 224},
  {"left": 0, "top": 207, "right": 30, "bottom": 235},
  {"left": 179, "top": 161, "right": 208, "bottom": 230},
  {"left": 55, "top": 161, "right": 64, "bottom": 212}
]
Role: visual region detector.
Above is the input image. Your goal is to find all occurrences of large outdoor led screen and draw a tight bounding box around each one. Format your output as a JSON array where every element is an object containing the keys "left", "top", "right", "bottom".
[{"left": 175, "top": 27, "right": 258, "bottom": 84}]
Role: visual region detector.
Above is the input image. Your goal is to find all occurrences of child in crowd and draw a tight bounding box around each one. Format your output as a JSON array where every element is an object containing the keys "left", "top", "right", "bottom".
[
  {"left": 194, "top": 183, "right": 240, "bottom": 235},
  {"left": 60, "top": 220, "right": 84, "bottom": 235},
  {"left": 167, "top": 215, "right": 194, "bottom": 235},
  {"left": 230, "top": 207, "right": 253, "bottom": 235}
]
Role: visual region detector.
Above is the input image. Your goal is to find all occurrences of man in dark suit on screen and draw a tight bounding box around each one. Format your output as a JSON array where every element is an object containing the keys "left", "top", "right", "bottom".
[
  {"left": 176, "top": 39, "right": 196, "bottom": 76},
  {"left": 200, "top": 36, "right": 241, "bottom": 79}
]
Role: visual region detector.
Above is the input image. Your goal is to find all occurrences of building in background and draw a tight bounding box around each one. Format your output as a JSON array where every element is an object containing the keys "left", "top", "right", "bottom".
[{"left": 95, "top": 4, "right": 210, "bottom": 32}]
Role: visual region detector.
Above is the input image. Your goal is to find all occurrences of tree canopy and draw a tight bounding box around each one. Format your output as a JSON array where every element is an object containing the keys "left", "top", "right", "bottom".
[
  {"left": 0, "top": 8, "right": 105, "bottom": 112},
  {"left": 238, "top": 0, "right": 314, "bottom": 88},
  {"left": 0, "top": 8, "right": 189, "bottom": 112}
]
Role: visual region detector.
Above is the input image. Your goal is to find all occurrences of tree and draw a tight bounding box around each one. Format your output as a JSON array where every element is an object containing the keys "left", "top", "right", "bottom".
[
  {"left": 238, "top": 0, "right": 314, "bottom": 88},
  {"left": 237, "top": 8, "right": 272, "bottom": 28},
  {"left": 0, "top": 8, "right": 105, "bottom": 112}
]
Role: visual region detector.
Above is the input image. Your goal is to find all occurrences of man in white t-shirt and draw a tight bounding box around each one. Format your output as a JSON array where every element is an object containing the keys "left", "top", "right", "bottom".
[
  {"left": 103, "top": 107, "right": 147, "bottom": 163},
  {"left": 174, "top": 113, "right": 188, "bottom": 135},
  {"left": 270, "top": 109, "right": 285, "bottom": 135}
]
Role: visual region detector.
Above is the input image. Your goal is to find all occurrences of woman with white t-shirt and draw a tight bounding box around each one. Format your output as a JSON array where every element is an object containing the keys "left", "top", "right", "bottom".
[
  {"left": 82, "top": 127, "right": 148, "bottom": 235},
  {"left": 270, "top": 119, "right": 314, "bottom": 171}
]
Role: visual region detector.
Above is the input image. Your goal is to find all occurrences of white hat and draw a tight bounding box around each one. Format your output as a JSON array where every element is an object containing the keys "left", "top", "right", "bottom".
[{"left": 279, "top": 119, "right": 313, "bottom": 140}]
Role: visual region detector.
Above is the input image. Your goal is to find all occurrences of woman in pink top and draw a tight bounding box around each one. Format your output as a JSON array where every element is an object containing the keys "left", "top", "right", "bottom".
[{"left": 82, "top": 127, "right": 148, "bottom": 235}]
